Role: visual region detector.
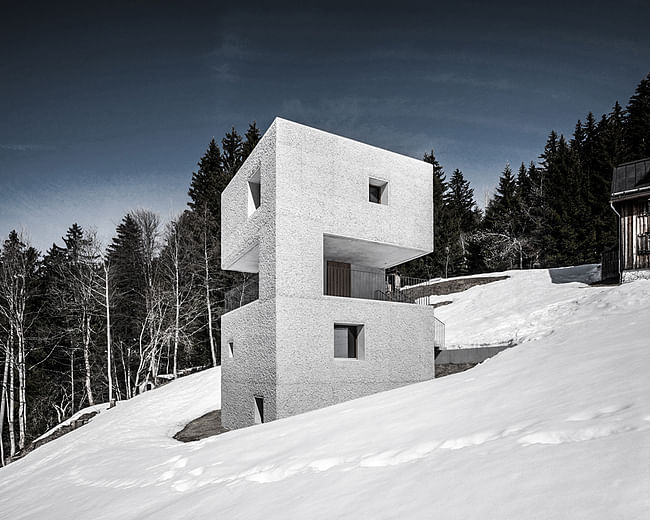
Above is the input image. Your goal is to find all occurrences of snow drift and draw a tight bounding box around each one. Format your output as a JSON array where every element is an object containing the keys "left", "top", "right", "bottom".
[{"left": 0, "top": 266, "right": 648, "bottom": 519}]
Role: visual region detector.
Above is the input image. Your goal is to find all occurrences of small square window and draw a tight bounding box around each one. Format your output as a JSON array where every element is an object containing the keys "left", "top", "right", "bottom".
[
  {"left": 334, "top": 324, "right": 364, "bottom": 359},
  {"left": 369, "top": 178, "right": 388, "bottom": 205}
]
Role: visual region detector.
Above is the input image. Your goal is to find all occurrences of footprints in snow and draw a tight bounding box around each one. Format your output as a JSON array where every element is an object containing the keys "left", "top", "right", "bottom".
[{"left": 154, "top": 403, "right": 643, "bottom": 490}]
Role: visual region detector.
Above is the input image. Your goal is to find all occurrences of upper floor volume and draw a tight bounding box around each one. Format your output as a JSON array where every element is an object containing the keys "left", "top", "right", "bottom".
[{"left": 221, "top": 117, "right": 434, "bottom": 298}]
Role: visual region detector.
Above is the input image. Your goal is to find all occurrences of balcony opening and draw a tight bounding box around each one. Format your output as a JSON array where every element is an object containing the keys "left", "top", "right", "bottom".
[
  {"left": 334, "top": 324, "right": 364, "bottom": 359},
  {"left": 254, "top": 396, "right": 264, "bottom": 424},
  {"left": 369, "top": 178, "right": 388, "bottom": 205},
  {"left": 248, "top": 168, "right": 261, "bottom": 216},
  {"left": 224, "top": 272, "right": 259, "bottom": 312},
  {"left": 322, "top": 234, "right": 434, "bottom": 304}
]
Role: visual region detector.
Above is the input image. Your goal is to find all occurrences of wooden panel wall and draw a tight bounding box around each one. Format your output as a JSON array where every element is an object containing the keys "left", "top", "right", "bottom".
[
  {"left": 620, "top": 199, "right": 650, "bottom": 270},
  {"left": 326, "top": 261, "right": 351, "bottom": 297}
]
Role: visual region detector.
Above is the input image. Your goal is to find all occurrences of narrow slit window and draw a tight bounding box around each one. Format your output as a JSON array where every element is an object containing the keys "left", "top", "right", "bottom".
[
  {"left": 248, "top": 168, "right": 261, "bottom": 216},
  {"left": 254, "top": 396, "right": 264, "bottom": 424},
  {"left": 228, "top": 341, "right": 234, "bottom": 358}
]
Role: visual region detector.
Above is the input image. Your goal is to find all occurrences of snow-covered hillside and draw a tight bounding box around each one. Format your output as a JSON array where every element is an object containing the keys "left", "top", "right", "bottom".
[
  {"left": 433, "top": 264, "right": 603, "bottom": 348},
  {"left": 1, "top": 267, "right": 648, "bottom": 519}
]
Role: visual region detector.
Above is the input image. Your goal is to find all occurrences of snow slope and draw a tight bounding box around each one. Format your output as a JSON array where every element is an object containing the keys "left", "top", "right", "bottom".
[
  {"left": 434, "top": 264, "right": 603, "bottom": 347},
  {"left": 0, "top": 267, "right": 648, "bottom": 519}
]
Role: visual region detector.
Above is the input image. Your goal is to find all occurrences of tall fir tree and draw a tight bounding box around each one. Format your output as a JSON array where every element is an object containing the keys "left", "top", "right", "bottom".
[
  {"left": 221, "top": 127, "right": 244, "bottom": 178},
  {"left": 540, "top": 133, "right": 588, "bottom": 266},
  {"left": 106, "top": 214, "right": 146, "bottom": 397},
  {"left": 443, "top": 169, "right": 481, "bottom": 275},
  {"left": 398, "top": 149, "right": 448, "bottom": 278},
  {"left": 604, "top": 101, "right": 626, "bottom": 167},
  {"left": 624, "top": 72, "right": 650, "bottom": 161},
  {"left": 243, "top": 122, "right": 262, "bottom": 159},
  {"left": 484, "top": 163, "right": 518, "bottom": 234},
  {"left": 187, "top": 139, "right": 223, "bottom": 219}
]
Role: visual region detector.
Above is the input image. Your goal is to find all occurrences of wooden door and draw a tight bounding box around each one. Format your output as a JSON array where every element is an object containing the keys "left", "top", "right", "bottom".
[{"left": 327, "top": 261, "right": 351, "bottom": 297}]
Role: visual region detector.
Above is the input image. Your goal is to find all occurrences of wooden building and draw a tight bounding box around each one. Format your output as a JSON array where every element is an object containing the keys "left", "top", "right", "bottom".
[{"left": 606, "top": 158, "right": 650, "bottom": 282}]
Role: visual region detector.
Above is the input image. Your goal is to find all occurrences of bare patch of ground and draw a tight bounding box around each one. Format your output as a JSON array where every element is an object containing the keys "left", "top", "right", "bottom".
[
  {"left": 435, "top": 363, "right": 478, "bottom": 378},
  {"left": 173, "top": 410, "right": 229, "bottom": 442},
  {"left": 31, "top": 411, "right": 99, "bottom": 450}
]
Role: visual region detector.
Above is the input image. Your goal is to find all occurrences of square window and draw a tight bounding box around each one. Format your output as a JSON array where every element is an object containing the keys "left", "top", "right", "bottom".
[
  {"left": 369, "top": 178, "right": 388, "bottom": 205},
  {"left": 334, "top": 324, "right": 364, "bottom": 359}
]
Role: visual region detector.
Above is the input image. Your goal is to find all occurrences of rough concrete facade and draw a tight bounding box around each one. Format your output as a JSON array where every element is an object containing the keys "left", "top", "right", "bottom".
[{"left": 221, "top": 118, "right": 437, "bottom": 430}]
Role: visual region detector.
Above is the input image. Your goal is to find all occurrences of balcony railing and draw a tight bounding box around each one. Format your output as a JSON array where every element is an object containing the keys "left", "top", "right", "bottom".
[
  {"left": 326, "top": 263, "right": 437, "bottom": 305},
  {"left": 224, "top": 274, "right": 259, "bottom": 312},
  {"left": 433, "top": 316, "right": 445, "bottom": 349}
]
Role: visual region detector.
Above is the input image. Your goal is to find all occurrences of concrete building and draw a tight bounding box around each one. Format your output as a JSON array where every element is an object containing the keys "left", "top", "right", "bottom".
[{"left": 220, "top": 118, "right": 443, "bottom": 429}]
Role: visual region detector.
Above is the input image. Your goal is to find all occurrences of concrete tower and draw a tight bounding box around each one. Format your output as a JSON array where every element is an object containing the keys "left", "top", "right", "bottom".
[{"left": 220, "top": 118, "right": 440, "bottom": 429}]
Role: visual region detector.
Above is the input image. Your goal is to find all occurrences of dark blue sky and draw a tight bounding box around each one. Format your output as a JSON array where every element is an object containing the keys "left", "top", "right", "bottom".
[{"left": 1, "top": 1, "right": 649, "bottom": 252}]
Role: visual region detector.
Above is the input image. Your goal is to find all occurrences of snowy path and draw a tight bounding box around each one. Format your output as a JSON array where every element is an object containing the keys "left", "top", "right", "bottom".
[{"left": 0, "top": 267, "right": 648, "bottom": 519}]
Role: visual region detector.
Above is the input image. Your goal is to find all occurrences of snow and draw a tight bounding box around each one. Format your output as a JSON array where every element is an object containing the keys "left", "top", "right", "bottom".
[
  {"left": 34, "top": 403, "right": 110, "bottom": 444},
  {"left": 1, "top": 266, "right": 649, "bottom": 519},
  {"left": 434, "top": 264, "right": 604, "bottom": 348}
]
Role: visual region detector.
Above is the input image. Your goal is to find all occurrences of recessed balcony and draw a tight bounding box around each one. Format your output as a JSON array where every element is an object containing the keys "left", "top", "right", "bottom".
[{"left": 324, "top": 261, "right": 436, "bottom": 305}]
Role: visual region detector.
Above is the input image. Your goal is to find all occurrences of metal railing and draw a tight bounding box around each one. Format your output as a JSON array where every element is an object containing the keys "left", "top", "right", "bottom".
[
  {"left": 325, "top": 264, "right": 436, "bottom": 305},
  {"left": 434, "top": 316, "right": 445, "bottom": 349},
  {"left": 224, "top": 274, "right": 259, "bottom": 312}
]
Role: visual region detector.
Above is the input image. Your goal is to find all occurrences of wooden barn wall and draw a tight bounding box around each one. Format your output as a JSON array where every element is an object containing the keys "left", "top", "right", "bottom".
[{"left": 620, "top": 199, "right": 650, "bottom": 270}]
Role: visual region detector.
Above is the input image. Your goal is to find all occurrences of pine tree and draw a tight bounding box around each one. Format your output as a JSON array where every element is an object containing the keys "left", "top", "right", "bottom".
[
  {"left": 604, "top": 101, "right": 626, "bottom": 166},
  {"left": 106, "top": 214, "right": 146, "bottom": 398},
  {"left": 185, "top": 126, "right": 254, "bottom": 368},
  {"left": 398, "top": 150, "right": 448, "bottom": 278},
  {"left": 484, "top": 163, "right": 518, "bottom": 234},
  {"left": 40, "top": 224, "right": 103, "bottom": 413},
  {"left": 221, "top": 127, "right": 244, "bottom": 178},
  {"left": 446, "top": 169, "right": 480, "bottom": 232},
  {"left": 540, "top": 133, "right": 586, "bottom": 266},
  {"left": 187, "top": 139, "right": 223, "bottom": 219},
  {"left": 443, "top": 169, "right": 480, "bottom": 275},
  {"left": 425, "top": 150, "right": 448, "bottom": 277},
  {"left": 624, "top": 72, "right": 650, "bottom": 161},
  {"left": 243, "top": 122, "right": 262, "bottom": 159}
]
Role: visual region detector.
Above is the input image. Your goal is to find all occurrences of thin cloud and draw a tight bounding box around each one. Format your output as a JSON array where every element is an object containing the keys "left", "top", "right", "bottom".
[
  {"left": 211, "top": 63, "right": 238, "bottom": 82},
  {"left": 427, "top": 72, "right": 514, "bottom": 91},
  {"left": 0, "top": 144, "right": 56, "bottom": 152}
]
